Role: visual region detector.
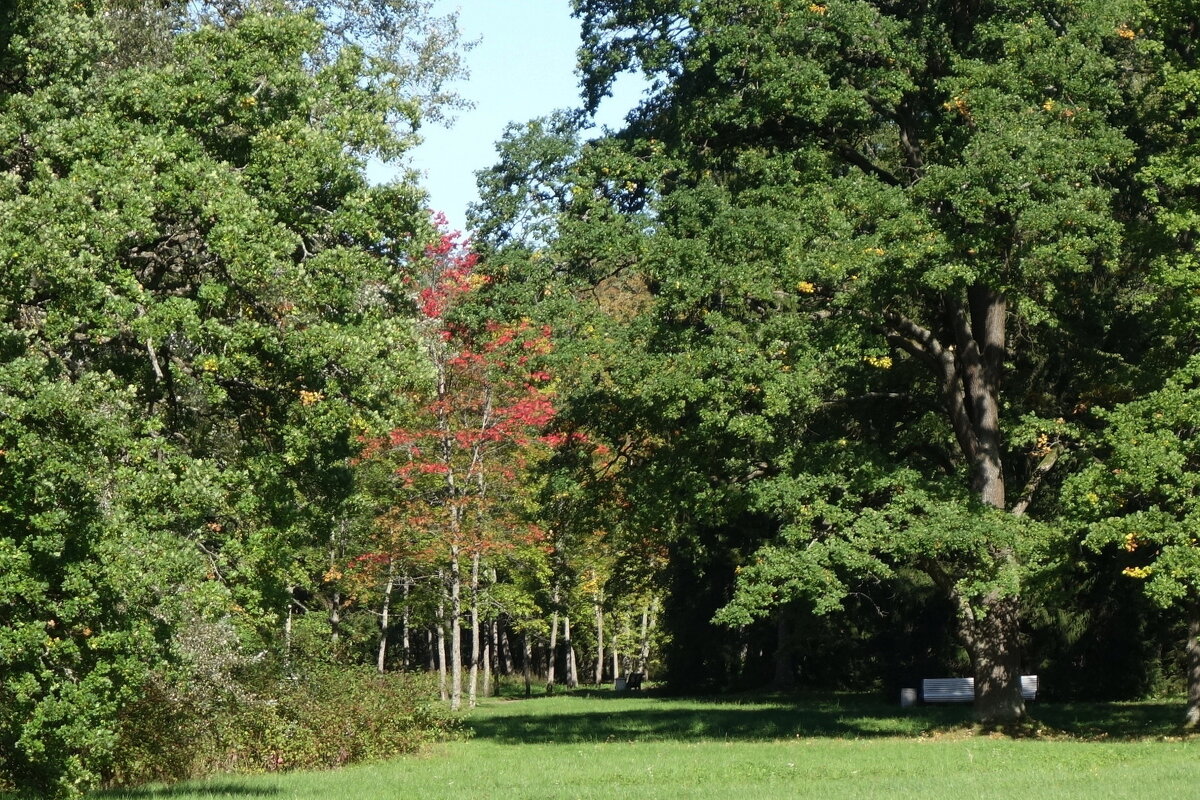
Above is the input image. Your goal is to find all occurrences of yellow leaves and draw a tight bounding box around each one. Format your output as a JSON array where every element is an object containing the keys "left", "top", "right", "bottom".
[
  {"left": 863, "top": 355, "right": 892, "bottom": 369},
  {"left": 201, "top": 356, "right": 219, "bottom": 372},
  {"left": 1116, "top": 24, "right": 1136, "bottom": 39},
  {"left": 299, "top": 390, "right": 324, "bottom": 406},
  {"left": 1123, "top": 532, "right": 1139, "bottom": 552},
  {"left": 1122, "top": 566, "right": 1151, "bottom": 579},
  {"left": 1031, "top": 432, "right": 1053, "bottom": 457},
  {"left": 808, "top": 3, "right": 827, "bottom": 14},
  {"left": 943, "top": 96, "right": 971, "bottom": 118},
  {"left": 863, "top": 247, "right": 885, "bottom": 256},
  {"left": 323, "top": 567, "right": 343, "bottom": 582},
  {"left": 240, "top": 95, "right": 258, "bottom": 107},
  {"left": 1042, "top": 99, "right": 1056, "bottom": 112},
  {"left": 1086, "top": 491, "right": 1100, "bottom": 505},
  {"left": 796, "top": 280, "right": 816, "bottom": 294}
]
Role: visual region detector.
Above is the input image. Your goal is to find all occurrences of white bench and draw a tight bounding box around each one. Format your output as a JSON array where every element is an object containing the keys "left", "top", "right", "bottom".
[{"left": 921, "top": 675, "right": 1038, "bottom": 703}]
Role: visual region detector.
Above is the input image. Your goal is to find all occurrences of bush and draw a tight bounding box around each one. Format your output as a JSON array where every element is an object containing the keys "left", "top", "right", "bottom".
[{"left": 105, "top": 666, "right": 460, "bottom": 789}]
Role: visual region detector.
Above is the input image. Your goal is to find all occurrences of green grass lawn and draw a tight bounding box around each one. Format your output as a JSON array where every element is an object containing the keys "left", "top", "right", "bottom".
[{"left": 91, "top": 691, "right": 1199, "bottom": 800}]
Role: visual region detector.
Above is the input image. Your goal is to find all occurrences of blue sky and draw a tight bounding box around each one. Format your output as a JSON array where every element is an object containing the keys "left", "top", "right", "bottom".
[{"left": 376, "top": 1, "right": 647, "bottom": 233}]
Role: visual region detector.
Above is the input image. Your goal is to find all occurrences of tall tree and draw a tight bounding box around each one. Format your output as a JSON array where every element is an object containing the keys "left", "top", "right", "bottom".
[
  {"left": 0, "top": 2, "right": 445, "bottom": 792},
  {"left": 366, "top": 228, "right": 557, "bottom": 709},
  {"left": 568, "top": 0, "right": 1151, "bottom": 721}
]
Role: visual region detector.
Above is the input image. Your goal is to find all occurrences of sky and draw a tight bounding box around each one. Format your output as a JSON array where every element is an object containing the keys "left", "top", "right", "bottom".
[{"left": 374, "top": 1, "right": 647, "bottom": 233}]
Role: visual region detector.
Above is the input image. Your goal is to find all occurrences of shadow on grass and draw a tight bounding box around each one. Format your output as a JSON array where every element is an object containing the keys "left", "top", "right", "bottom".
[
  {"left": 471, "top": 691, "right": 1192, "bottom": 744},
  {"left": 1035, "top": 700, "right": 1185, "bottom": 739},
  {"left": 93, "top": 783, "right": 279, "bottom": 799},
  {"left": 469, "top": 692, "right": 974, "bottom": 743}
]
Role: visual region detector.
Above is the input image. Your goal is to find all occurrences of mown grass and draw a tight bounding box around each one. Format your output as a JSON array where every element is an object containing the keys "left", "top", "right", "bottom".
[{"left": 89, "top": 690, "right": 1199, "bottom": 800}]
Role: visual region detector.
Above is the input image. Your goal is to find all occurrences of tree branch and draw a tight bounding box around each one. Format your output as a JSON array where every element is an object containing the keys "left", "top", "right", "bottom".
[
  {"left": 835, "top": 143, "right": 901, "bottom": 186},
  {"left": 884, "top": 309, "right": 978, "bottom": 464},
  {"left": 1010, "top": 444, "right": 1061, "bottom": 518}
]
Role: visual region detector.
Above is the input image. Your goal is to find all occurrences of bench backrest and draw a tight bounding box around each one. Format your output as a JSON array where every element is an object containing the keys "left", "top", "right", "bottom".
[
  {"left": 921, "top": 675, "right": 1039, "bottom": 701},
  {"left": 922, "top": 677, "right": 973, "bottom": 702}
]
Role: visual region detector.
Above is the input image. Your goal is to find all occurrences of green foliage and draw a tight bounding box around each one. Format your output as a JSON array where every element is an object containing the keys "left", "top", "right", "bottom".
[
  {"left": 0, "top": 1, "right": 443, "bottom": 794},
  {"left": 105, "top": 665, "right": 459, "bottom": 787},
  {"left": 532, "top": 1, "right": 1181, "bottom": 713},
  {"left": 1067, "top": 356, "right": 1200, "bottom": 608}
]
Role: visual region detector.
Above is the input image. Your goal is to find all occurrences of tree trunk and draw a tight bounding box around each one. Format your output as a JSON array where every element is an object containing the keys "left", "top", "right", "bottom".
[
  {"left": 401, "top": 577, "right": 411, "bottom": 670},
  {"left": 547, "top": 590, "right": 559, "bottom": 694},
  {"left": 468, "top": 550, "right": 481, "bottom": 708},
  {"left": 966, "top": 592, "right": 1025, "bottom": 724},
  {"left": 499, "top": 620, "right": 515, "bottom": 674},
  {"left": 284, "top": 585, "right": 294, "bottom": 668},
  {"left": 329, "top": 590, "right": 341, "bottom": 644},
  {"left": 563, "top": 615, "right": 578, "bottom": 688},
  {"left": 1185, "top": 606, "right": 1200, "bottom": 728},
  {"left": 611, "top": 626, "right": 619, "bottom": 682},
  {"left": 483, "top": 620, "right": 493, "bottom": 698},
  {"left": 637, "top": 599, "right": 657, "bottom": 677},
  {"left": 377, "top": 558, "right": 395, "bottom": 673},
  {"left": 449, "top": 545, "right": 463, "bottom": 711},
  {"left": 594, "top": 594, "right": 605, "bottom": 685},
  {"left": 888, "top": 287, "right": 1025, "bottom": 724},
  {"left": 522, "top": 629, "right": 533, "bottom": 697},
  {"left": 436, "top": 583, "right": 448, "bottom": 702}
]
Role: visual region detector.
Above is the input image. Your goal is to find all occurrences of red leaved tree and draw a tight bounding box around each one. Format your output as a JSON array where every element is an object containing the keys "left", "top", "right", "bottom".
[{"left": 362, "top": 222, "right": 556, "bottom": 708}]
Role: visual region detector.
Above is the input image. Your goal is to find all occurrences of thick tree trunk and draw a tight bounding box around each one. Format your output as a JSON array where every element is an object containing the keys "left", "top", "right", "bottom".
[
  {"left": 1185, "top": 607, "right": 1200, "bottom": 728},
  {"left": 889, "top": 287, "right": 1026, "bottom": 724},
  {"left": 967, "top": 593, "right": 1026, "bottom": 724}
]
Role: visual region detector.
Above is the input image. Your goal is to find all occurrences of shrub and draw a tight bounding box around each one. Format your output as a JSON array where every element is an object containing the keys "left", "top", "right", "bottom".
[{"left": 104, "top": 666, "right": 460, "bottom": 789}]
